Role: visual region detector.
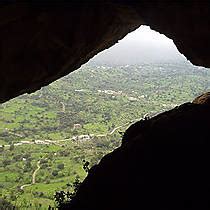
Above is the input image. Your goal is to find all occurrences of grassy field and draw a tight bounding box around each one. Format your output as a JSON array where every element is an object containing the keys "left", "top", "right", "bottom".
[{"left": 1, "top": 62, "right": 210, "bottom": 208}]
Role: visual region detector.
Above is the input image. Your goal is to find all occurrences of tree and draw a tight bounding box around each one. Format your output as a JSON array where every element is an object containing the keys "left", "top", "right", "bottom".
[
  {"left": 52, "top": 170, "right": 59, "bottom": 177},
  {"left": 0, "top": 198, "right": 15, "bottom": 209},
  {"left": 0, "top": 145, "right": 4, "bottom": 152},
  {"left": 9, "top": 143, "right": 14, "bottom": 151},
  {"left": 23, "top": 161, "right": 32, "bottom": 172},
  {"left": 57, "top": 163, "right": 64, "bottom": 170},
  {"left": 2, "top": 159, "right": 11, "bottom": 168}
]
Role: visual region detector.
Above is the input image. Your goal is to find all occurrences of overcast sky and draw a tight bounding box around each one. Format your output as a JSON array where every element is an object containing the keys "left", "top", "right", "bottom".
[{"left": 89, "top": 25, "right": 186, "bottom": 65}]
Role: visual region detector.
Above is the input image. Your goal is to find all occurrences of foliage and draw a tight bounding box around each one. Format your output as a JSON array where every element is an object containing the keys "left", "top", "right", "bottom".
[
  {"left": 54, "top": 177, "right": 81, "bottom": 209},
  {"left": 0, "top": 62, "right": 210, "bottom": 208},
  {"left": 57, "top": 163, "right": 64, "bottom": 170},
  {"left": 0, "top": 198, "right": 15, "bottom": 209},
  {"left": 54, "top": 162, "right": 89, "bottom": 208}
]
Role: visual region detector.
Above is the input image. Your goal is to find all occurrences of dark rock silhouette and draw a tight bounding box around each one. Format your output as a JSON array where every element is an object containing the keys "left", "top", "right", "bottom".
[
  {"left": 64, "top": 101, "right": 210, "bottom": 209},
  {"left": 1, "top": 2, "right": 210, "bottom": 209},
  {"left": 1, "top": 2, "right": 210, "bottom": 102}
]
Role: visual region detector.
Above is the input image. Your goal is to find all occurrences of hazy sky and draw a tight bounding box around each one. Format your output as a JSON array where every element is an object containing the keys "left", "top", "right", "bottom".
[{"left": 90, "top": 25, "right": 186, "bottom": 65}]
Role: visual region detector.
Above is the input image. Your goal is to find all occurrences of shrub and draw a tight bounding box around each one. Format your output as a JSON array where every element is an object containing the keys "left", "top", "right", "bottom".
[
  {"left": 0, "top": 198, "right": 15, "bottom": 209},
  {"left": 52, "top": 170, "right": 58, "bottom": 177},
  {"left": 2, "top": 159, "right": 11, "bottom": 168},
  {"left": 57, "top": 163, "right": 64, "bottom": 170}
]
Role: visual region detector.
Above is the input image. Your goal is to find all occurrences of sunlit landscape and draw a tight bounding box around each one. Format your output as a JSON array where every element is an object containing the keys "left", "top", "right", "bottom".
[{"left": 1, "top": 26, "right": 210, "bottom": 208}]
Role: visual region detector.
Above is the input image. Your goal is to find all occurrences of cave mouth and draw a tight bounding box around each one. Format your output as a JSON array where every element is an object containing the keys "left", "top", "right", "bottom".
[{"left": 1, "top": 25, "right": 210, "bottom": 208}]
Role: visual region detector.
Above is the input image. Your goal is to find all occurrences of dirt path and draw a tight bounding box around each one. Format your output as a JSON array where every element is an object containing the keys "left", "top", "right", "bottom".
[
  {"left": 109, "top": 123, "right": 130, "bottom": 135},
  {"left": 60, "top": 102, "right": 65, "bottom": 112},
  {"left": 4, "top": 128, "right": 23, "bottom": 137},
  {"left": 32, "top": 160, "right": 41, "bottom": 184},
  {"left": 20, "top": 183, "right": 32, "bottom": 190},
  {"left": 2, "top": 114, "right": 150, "bottom": 148},
  {"left": 20, "top": 160, "right": 41, "bottom": 190},
  {"left": 8, "top": 115, "right": 151, "bottom": 191}
]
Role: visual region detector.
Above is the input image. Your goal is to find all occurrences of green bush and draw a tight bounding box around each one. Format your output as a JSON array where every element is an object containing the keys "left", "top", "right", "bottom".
[
  {"left": 57, "top": 163, "right": 64, "bottom": 170},
  {"left": 52, "top": 170, "right": 59, "bottom": 177}
]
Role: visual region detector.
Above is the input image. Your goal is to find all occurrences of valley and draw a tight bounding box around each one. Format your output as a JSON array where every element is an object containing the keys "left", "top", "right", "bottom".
[{"left": 1, "top": 61, "right": 210, "bottom": 208}]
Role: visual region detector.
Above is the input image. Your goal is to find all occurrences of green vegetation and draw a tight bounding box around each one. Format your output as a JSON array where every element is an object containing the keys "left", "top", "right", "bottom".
[{"left": 0, "top": 61, "right": 210, "bottom": 208}]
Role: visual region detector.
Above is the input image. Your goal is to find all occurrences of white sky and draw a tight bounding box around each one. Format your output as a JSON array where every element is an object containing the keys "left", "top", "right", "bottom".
[
  {"left": 122, "top": 25, "right": 175, "bottom": 46},
  {"left": 90, "top": 25, "right": 186, "bottom": 65}
]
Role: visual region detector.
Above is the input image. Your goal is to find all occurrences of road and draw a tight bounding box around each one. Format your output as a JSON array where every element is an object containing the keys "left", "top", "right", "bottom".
[
  {"left": 32, "top": 160, "right": 41, "bottom": 184},
  {"left": 20, "top": 160, "right": 41, "bottom": 190},
  {"left": 12, "top": 115, "right": 151, "bottom": 190},
  {"left": 1, "top": 114, "right": 151, "bottom": 148}
]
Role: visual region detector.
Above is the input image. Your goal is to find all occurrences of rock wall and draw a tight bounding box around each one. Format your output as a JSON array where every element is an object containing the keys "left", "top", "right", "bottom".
[
  {"left": 0, "top": 2, "right": 142, "bottom": 103},
  {"left": 0, "top": 1, "right": 210, "bottom": 102},
  {"left": 1, "top": 2, "right": 210, "bottom": 209},
  {"left": 66, "top": 101, "right": 210, "bottom": 209}
]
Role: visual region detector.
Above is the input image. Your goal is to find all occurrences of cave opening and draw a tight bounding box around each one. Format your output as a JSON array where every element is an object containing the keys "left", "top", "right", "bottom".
[{"left": 1, "top": 25, "right": 210, "bottom": 209}]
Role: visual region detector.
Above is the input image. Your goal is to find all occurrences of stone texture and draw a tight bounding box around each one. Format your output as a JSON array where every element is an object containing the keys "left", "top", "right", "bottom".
[
  {"left": 0, "top": 2, "right": 142, "bottom": 103},
  {"left": 193, "top": 92, "right": 210, "bottom": 105},
  {"left": 1, "top": 1, "right": 210, "bottom": 102},
  {"left": 66, "top": 102, "right": 210, "bottom": 209}
]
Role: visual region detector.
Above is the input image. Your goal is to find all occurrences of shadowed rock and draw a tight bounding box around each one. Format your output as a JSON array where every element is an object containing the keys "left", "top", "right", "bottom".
[
  {"left": 1, "top": 2, "right": 210, "bottom": 102},
  {"left": 65, "top": 99, "right": 210, "bottom": 209}
]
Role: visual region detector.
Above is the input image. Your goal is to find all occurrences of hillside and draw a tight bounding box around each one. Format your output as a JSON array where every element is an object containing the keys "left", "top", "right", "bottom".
[{"left": 0, "top": 62, "right": 210, "bottom": 208}]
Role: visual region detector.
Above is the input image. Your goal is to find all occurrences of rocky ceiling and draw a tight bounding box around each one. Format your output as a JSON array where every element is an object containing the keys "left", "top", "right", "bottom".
[
  {"left": 1, "top": 1, "right": 210, "bottom": 103},
  {"left": 2, "top": 2, "right": 210, "bottom": 209}
]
